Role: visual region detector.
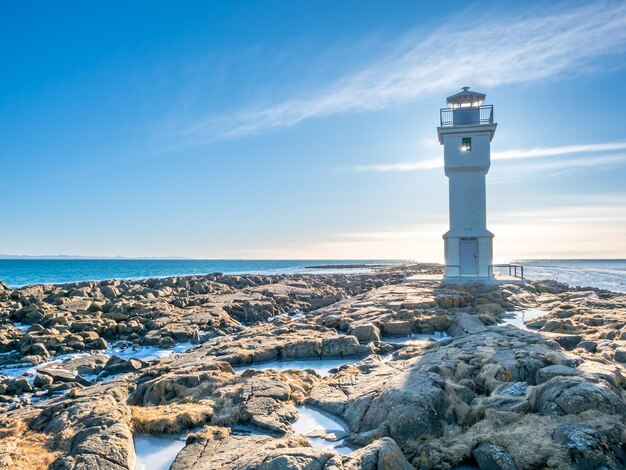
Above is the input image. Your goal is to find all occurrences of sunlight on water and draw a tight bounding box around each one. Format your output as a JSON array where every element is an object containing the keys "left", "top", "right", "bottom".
[
  {"left": 0, "top": 259, "right": 402, "bottom": 287},
  {"left": 518, "top": 259, "right": 626, "bottom": 293}
]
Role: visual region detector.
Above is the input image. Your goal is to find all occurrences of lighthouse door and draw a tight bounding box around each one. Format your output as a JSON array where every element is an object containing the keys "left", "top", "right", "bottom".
[{"left": 459, "top": 238, "right": 478, "bottom": 275}]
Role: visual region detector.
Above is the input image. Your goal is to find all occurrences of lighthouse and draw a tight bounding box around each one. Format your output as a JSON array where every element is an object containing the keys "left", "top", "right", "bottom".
[{"left": 437, "top": 87, "right": 497, "bottom": 281}]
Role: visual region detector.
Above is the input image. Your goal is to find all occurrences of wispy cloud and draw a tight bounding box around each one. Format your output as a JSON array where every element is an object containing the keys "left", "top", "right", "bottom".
[
  {"left": 354, "top": 141, "right": 626, "bottom": 174},
  {"left": 354, "top": 158, "right": 441, "bottom": 173},
  {"left": 492, "top": 142, "right": 626, "bottom": 160},
  {"left": 163, "top": 1, "right": 626, "bottom": 146}
]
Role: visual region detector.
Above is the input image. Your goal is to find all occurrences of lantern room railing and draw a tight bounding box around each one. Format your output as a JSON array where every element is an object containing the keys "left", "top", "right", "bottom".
[{"left": 440, "top": 105, "right": 493, "bottom": 127}]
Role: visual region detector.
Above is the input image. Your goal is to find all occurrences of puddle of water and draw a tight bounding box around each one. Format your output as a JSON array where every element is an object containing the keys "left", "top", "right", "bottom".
[
  {"left": 294, "top": 405, "right": 352, "bottom": 454},
  {"left": 234, "top": 358, "right": 353, "bottom": 377},
  {"left": 231, "top": 424, "right": 272, "bottom": 437},
  {"left": 13, "top": 322, "right": 30, "bottom": 332},
  {"left": 1, "top": 342, "right": 195, "bottom": 386},
  {"left": 383, "top": 331, "right": 449, "bottom": 344},
  {"left": 134, "top": 434, "right": 187, "bottom": 470},
  {"left": 0, "top": 352, "right": 89, "bottom": 379},
  {"left": 106, "top": 342, "right": 194, "bottom": 362},
  {"left": 501, "top": 309, "right": 547, "bottom": 330}
]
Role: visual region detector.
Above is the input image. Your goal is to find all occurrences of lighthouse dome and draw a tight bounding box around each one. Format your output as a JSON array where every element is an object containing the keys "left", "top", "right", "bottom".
[{"left": 446, "top": 87, "right": 485, "bottom": 109}]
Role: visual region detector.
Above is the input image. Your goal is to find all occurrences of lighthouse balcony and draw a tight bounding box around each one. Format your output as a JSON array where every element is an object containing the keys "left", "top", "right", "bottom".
[{"left": 440, "top": 105, "right": 493, "bottom": 127}]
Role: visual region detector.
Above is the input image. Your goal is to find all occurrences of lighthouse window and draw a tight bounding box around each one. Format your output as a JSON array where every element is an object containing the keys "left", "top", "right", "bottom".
[{"left": 461, "top": 138, "right": 472, "bottom": 152}]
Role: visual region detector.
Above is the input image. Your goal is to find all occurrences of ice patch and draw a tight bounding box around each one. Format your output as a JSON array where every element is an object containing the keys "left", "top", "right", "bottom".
[
  {"left": 106, "top": 342, "right": 194, "bottom": 362},
  {"left": 134, "top": 434, "right": 187, "bottom": 470},
  {"left": 383, "top": 331, "right": 449, "bottom": 344},
  {"left": 293, "top": 405, "right": 353, "bottom": 454},
  {"left": 12, "top": 322, "right": 30, "bottom": 332},
  {"left": 0, "top": 352, "right": 88, "bottom": 380},
  {"left": 501, "top": 309, "right": 547, "bottom": 330},
  {"left": 233, "top": 358, "right": 353, "bottom": 377}
]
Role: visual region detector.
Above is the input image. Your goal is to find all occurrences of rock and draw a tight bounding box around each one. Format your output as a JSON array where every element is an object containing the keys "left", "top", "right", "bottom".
[
  {"left": 381, "top": 321, "right": 412, "bottom": 336},
  {"left": 613, "top": 348, "right": 626, "bottom": 363},
  {"left": 533, "top": 377, "right": 626, "bottom": 416},
  {"left": 101, "top": 357, "right": 143, "bottom": 377},
  {"left": 477, "top": 303, "right": 503, "bottom": 315},
  {"left": 472, "top": 443, "right": 518, "bottom": 470},
  {"left": 1, "top": 377, "right": 33, "bottom": 394},
  {"left": 34, "top": 374, "right": 54, "bottom": 388},
  {"left": 535, "top": 365, "right": 581, "bottom": 384},
  {"left": 100, "top": 286, "right": 120, "bottom": 299},
  {"left": 340, "top": 366, "right": 447, "bottom": 446},
  {"left": 553, "top": 423, "right": 626, "bottom": 469},
  {"left": 38, "top": 367, "right": 94, "bottom": 386},
  {"left": 171, "top": 429, "right": 324, "bottom": 470},
  {"left": 348, "top": 437, "right": 413, "bottom": 470},
  {"left": 551, "top": 334, "right": 584, "bottom": 350},
  {"left": 158, "top": 336, "right": 177, "bottom": 348},
  {"left": 321, "top": 336, "right": 359, "bottom": 358},
  {"left": 577, "top": 340, "right": 597, "bottom": 353},
  {"left": 350, "top": 323, "right": 381, "bottom": 343}
]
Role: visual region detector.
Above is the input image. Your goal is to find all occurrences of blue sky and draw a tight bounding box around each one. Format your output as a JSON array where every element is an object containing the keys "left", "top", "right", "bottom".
[{"left": 2, "top": 0, "right": 626, "bottom": 260}]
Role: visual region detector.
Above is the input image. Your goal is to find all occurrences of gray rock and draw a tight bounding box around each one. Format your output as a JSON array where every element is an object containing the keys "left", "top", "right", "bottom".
[
  {"left": 101, "top": 357, "right": 143, "bottom": 377},
  {"left": 350, "top": 323, "right": 381, "bottom": 344},
  {"left": 473, "top": 443, "right": 518, "bottom": 470},
  {"left": 341, "top": 367, "right": 447, "bottom": 446},
  {"left": 381, "top": 321, "right": 412, "bottom": 336},
  {"left": 577, "top": 340, "right": 597, "bottom": 353},
  {"left": 171, "top": 431, "right": 330, "bottom": 470},
  {"left": 553, "top": 423, "right": 626, "bottom": 469},
  {"left": 38, "top": 367, "right": 94, "bottom": 386},
  {"left": 613, "top": 348, "right": 626, "bottom": 363},
  {"left": 552, "top": 334, "right": 584, "bottom": 350},
  {"left": 321, "top": 336, "right": 359, "bottom": 358},
  {"left": 347, "top": 437, "right": 413, "bottom": 470},
  {"left": 34, "top": 374, "right": 54, "bottom": 388},
  {"left": 535, "top": 365, "right": 581, "bottom": 384},
  {"left": 533, "top": 377, "right": 626, "bottom": 416}
]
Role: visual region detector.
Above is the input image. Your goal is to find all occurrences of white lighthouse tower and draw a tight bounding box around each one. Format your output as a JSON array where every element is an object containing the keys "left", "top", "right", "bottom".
[{"left": 438, "top": 87, "right": 497, "bottom": 281}]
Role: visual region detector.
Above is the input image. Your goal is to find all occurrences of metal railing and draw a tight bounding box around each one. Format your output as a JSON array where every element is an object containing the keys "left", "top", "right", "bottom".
[
  {"left": 489, "top": 264, "right": 524, "bottom": 279},
  {"left": 440, "top": 105, "right": 493, "bottom": 127}
]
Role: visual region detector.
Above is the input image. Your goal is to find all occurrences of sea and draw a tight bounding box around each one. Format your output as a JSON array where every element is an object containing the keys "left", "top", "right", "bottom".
[
  {"left": 0, "top": 259, "right": 404, "bottom": 288},
  {"left": 0, "top": 259, "right": 625, "bottom": 293},
  {"left": 515, "top": 259, "right": 626, "bottom": 293}
]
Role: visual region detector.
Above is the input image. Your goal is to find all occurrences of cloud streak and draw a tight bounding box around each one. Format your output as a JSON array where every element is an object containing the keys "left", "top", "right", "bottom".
[
  {"left": 164, "top": 1, "right": 626, "bottom": 146},
  {"left": 353, "top": 141, "right": 626, "bottom": 174}
]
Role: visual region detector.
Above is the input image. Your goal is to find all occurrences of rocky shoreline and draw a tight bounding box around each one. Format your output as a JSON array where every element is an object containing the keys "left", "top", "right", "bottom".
[{"left": 1, "top": 263, "right": 626, "bottom": 469}]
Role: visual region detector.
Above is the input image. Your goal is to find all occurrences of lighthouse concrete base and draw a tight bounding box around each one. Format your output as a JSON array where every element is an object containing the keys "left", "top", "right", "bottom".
[{"left": 404, "top": 273, "right": 525, "bottom": 286}]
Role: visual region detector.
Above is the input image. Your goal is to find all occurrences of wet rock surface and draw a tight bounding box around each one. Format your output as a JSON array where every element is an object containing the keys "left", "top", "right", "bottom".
[{"left": 1, "top": 264, "right": 626, "bottom": 469}]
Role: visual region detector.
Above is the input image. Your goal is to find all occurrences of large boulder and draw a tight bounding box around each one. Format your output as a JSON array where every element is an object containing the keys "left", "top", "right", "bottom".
[
  {"left": 341, "top": 366, "right": 447, "bottom": 446},
  {"left": 553, "top": 423, "right": 626, "bottom": 469},
  {"left": 532, "top": 377, "right": 626, "bottom": 416},
  {"left": 321, "top": 336, "right": 359, "bottom": 358},
  {"left": 346, "top": 437, "right": 413, "bottom": 470},
  {"left": 381, "top": 321, "right": 412, "bottom": 337},
  {"left": 171, "top": 429, "right": 327, "bottom": 470},
  {"left": 472, "top": 443, "right": 518, "bottom": 470},
  {"left": 535, "top": 365, "right": 581, "bottom": 384},
  {"left": 350, "top": 324, "right": 381, "bottom": 344},
  {"left": 100, "top": 356, "right": 143, "bottom": 378}
]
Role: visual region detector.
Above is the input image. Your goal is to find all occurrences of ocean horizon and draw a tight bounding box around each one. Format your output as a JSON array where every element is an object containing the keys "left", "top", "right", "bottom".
[{"left": 1, "top": 258, "right": 625, "bottom": 293}]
